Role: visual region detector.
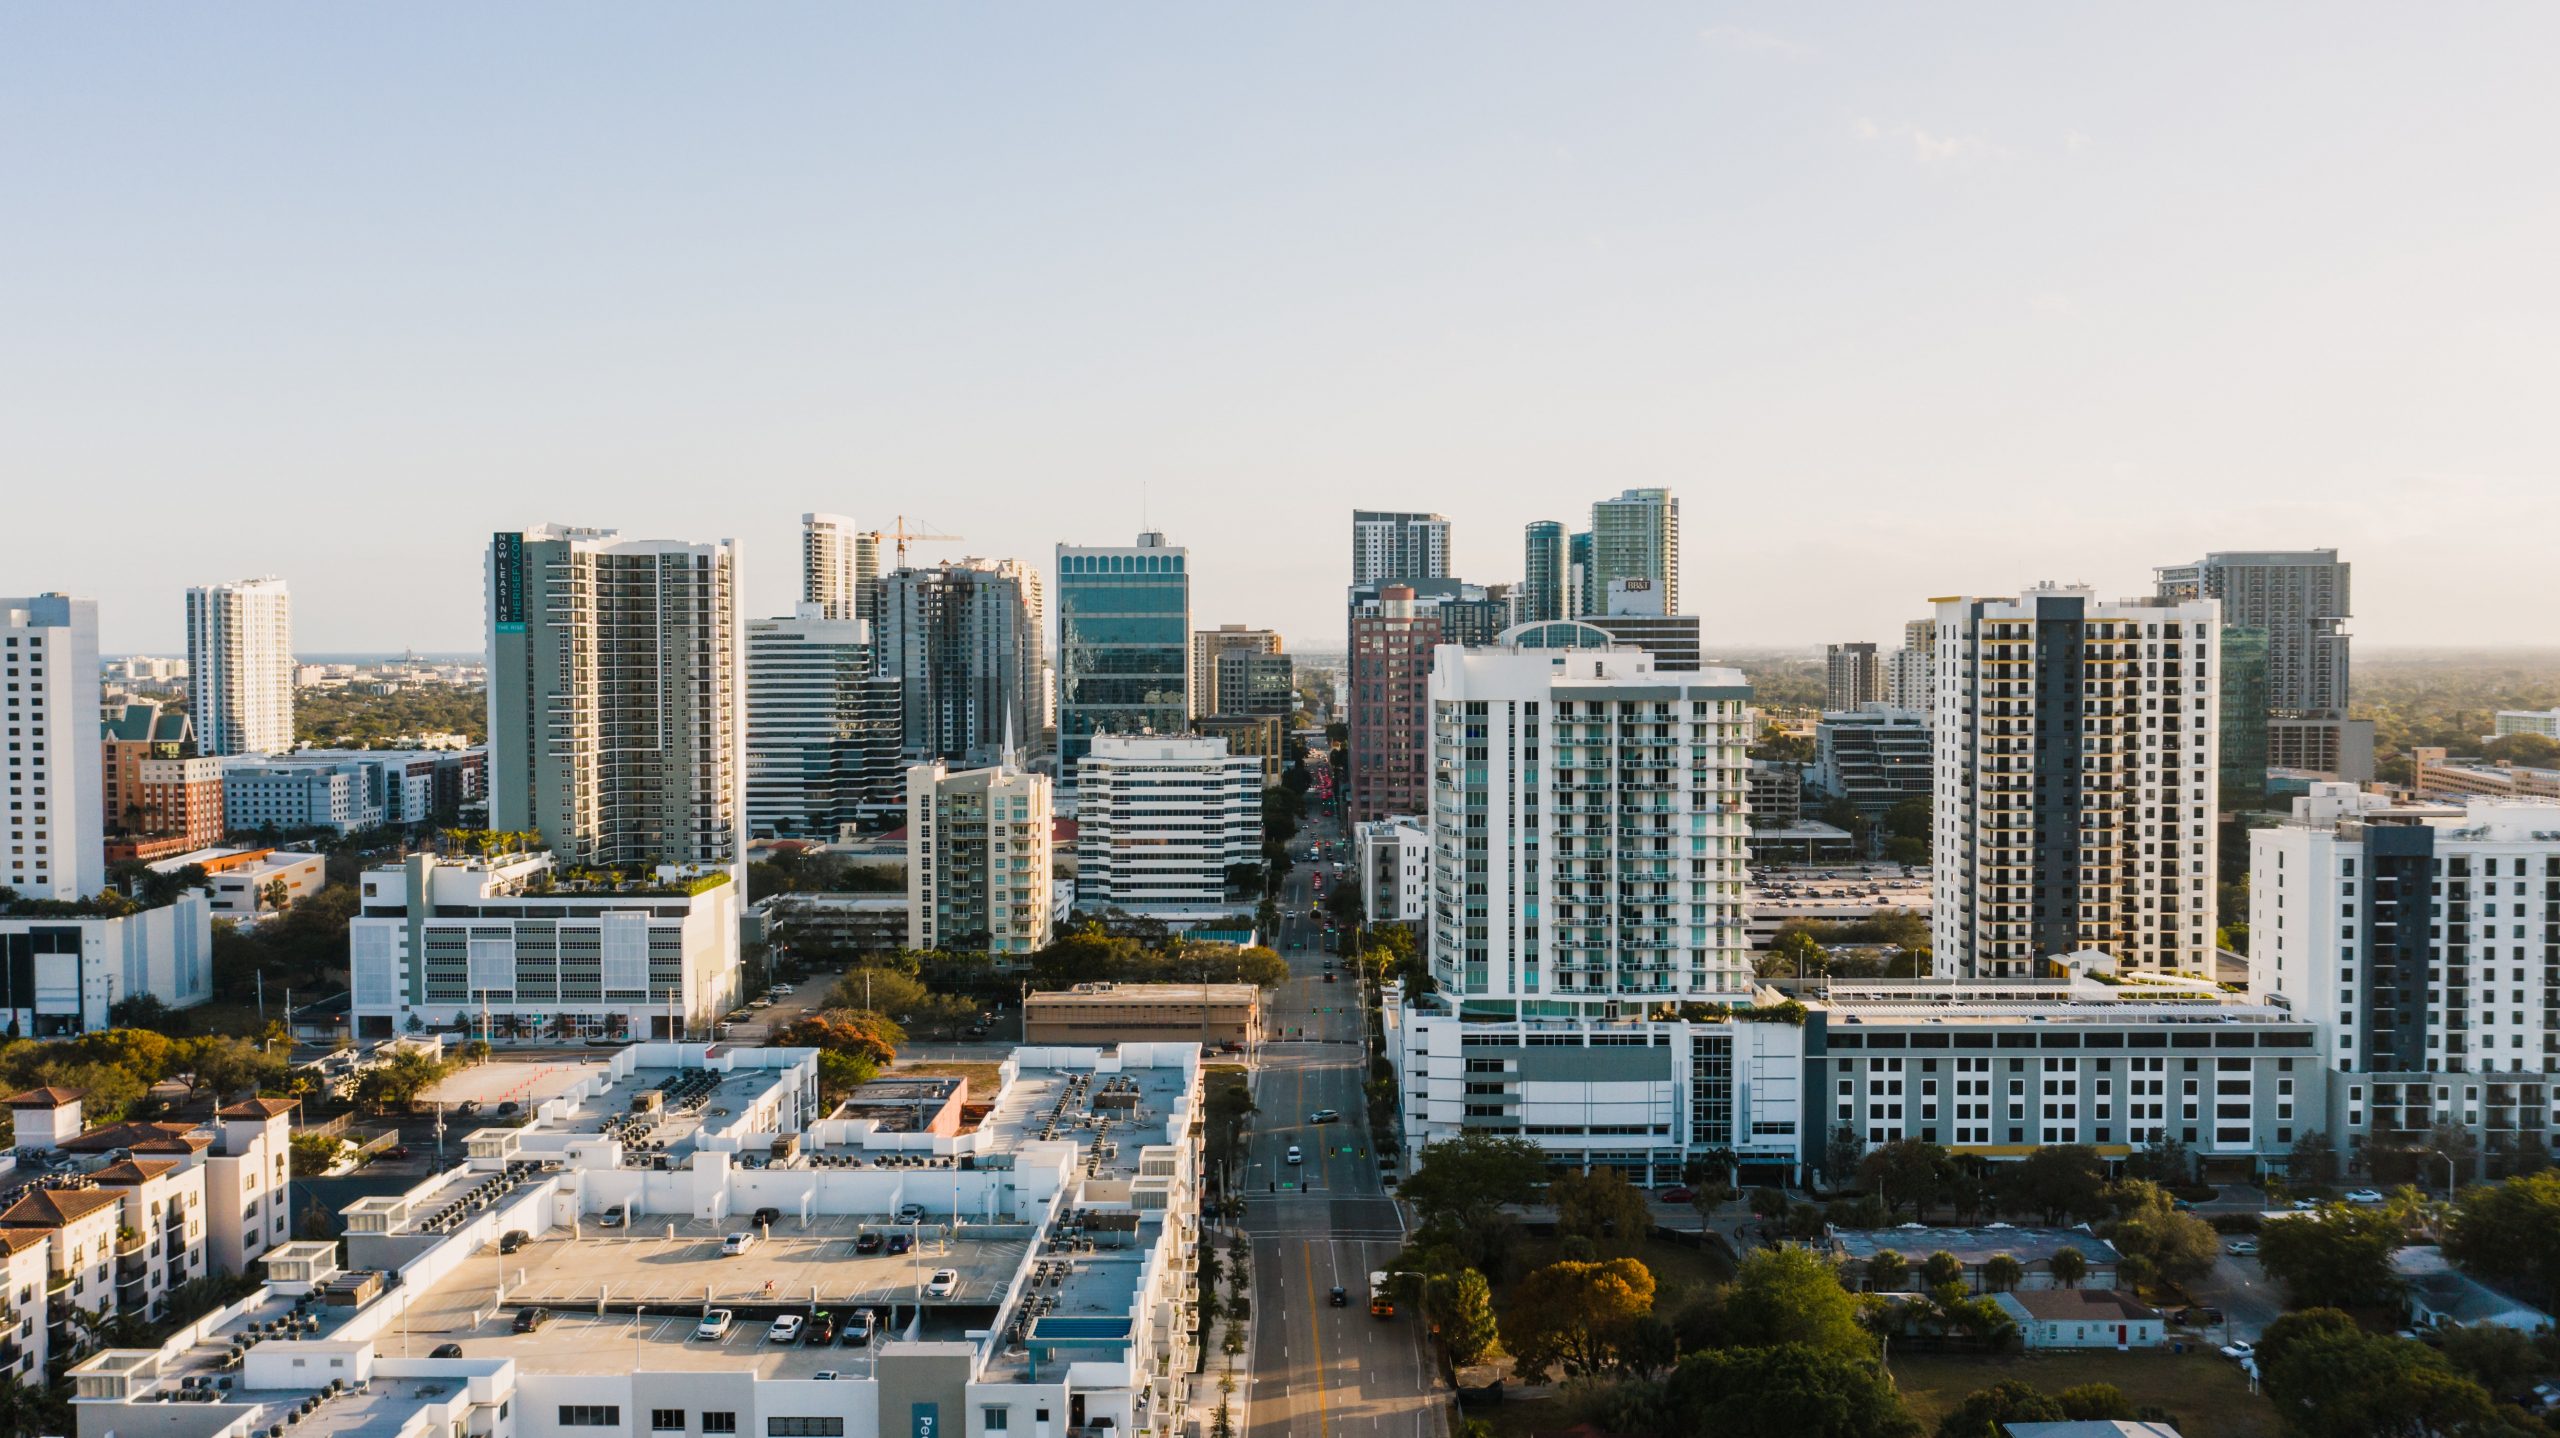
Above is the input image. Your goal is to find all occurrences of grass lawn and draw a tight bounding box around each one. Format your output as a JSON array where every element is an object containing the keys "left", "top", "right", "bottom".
[{"left": 1891, "top": 1347, "right": 2277, "bottom": 1438}]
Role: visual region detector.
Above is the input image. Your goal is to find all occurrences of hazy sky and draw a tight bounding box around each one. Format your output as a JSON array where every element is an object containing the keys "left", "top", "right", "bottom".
[{"left": 7, "top": 6, "right": 2556, "bottom": 655}]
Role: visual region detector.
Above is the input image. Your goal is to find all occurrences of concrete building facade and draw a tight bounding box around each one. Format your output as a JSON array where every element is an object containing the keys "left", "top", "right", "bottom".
[
  {"left": 1826, "top": 642, "right": 1884, "bottom": 713},
  {"left": 349, "top": 850, "right": 741, "bottom": 1040},
  {"left": 746, "top": 604, "right": 904, "bottom": 838},
  {"left": 1346, "top": 586, "right": 1436, "bottom": 825},
  {"left": 877, "top": 559, "right": 1045, "bottom": 767},
  {"left": 1426, "top": 640, "right": 1755, "bottom": 1013},
  {"left": 906, "top": 763, "right": 1054, "bottom": 957},
  {"left": 1350, "top": 510, "right": 1450, "bottom": 587},
  {"left": 1587, "top": 488, "right": 1679, "bottom": 616},
  {"left": 1931, "top": 586, "right": 2221, "bottom": 979},
  {"left": 2251, "top": 788, "right": 2560, "bottom": 1173},
  {"left": 486, "top": 527, "right": 745, "bottom": 876},
  {"left": 1355, "top": 814, "right": 1430, "bottom": 926},
  {"left": 1072, "top": 736, "right": 1261, "bottom": 920},
  {"left": 184, "top": 577, "right": 294, "bottom": 758},
  {"left": 3, "top": 594, "right": 104, "bottom": 902}
]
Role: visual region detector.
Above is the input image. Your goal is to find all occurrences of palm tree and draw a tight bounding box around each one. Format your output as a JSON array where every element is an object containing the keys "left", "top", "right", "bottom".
[
  {"left": 2049, "top": 1246, "right": 2088, "bottom": 1288},
  {"left": 1983, "top": 1253, "right": 2025, "bottom": 1293}
]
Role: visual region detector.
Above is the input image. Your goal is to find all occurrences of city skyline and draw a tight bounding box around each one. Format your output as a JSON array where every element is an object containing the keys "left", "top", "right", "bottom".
[{"left": 9, "top": 8, "right": 2558, "bottom": 653}]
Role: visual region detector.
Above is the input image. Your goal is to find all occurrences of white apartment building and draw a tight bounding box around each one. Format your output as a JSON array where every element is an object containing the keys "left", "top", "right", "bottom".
[
  {"left": 348, "top": 850, "right": 742, "bottom": 1041},
  {"left": 1390, "top": 969, "right": 2321, "bottom": 1186},
  {"left": 184, "top": 577, "right": 295, "bottom": 757},
  {"left": 2494, "top": 709, "right": 2560, "bottom": 740},
  {"left": 0, "top": 895, "right": 214, "bottom": 1035},
  {"left": 1073, "top": 736, "right": 1260, "bottom": 921},
  {"left": 2250, "top": 787, "right": 2560, "bottom": 1173},
  {"left": 746, "top": 604, "right": 904, "bottom": 839},
  {"left": 1354, "top": 814, "right": 1430, "bottom": 926},
  {"left": 487, "top": 528, "right": 745, "bottom": 878},
  {"left": 1886, "top": 617, "right": 1935, "bottom": 715},
  {"left": 70, "top": 1042, "right": 1208, "bottom": 1438},
  {"left": 1425, "top": 639, "right": 1755, "bottom": 1013},
  {"left": 2, "top": 1086, "right": 294, "bottom": 1345},
  {"left": 3, "top": 593, "right": 104, "bottom": 900},
  {"left": 907, "top": 763, "right": 1054, "bottom": 957},
  {"left": 1931, "top": 585, "right": 2221, "bottom": 979},
  {"left": 799, "top": 511, "right": 877, "bottom": 623}
]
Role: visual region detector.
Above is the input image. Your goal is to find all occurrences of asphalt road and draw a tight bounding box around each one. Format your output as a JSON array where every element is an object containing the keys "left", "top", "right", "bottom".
[{"left": 1242, "top": 801, "right": 1447, "bottom": 1438}]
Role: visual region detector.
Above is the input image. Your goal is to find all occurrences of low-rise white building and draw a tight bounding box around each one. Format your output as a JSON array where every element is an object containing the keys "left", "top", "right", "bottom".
[
  {"left": 1353, "top": 815, "right": 1429, "bottom": 926},
  {"left": 348, "top": 851, "right": 742, "bottom": 1041},
  {"left": 1073, "top": 735, "right": 1260, "bottom": 921},
  {"left": 67, "top": 1041, "right": 1209, "bottom": 1438},
  {"left": 1994, "top": 1289, "right": 2164, "bottom": 1349},
  {"left": 0, "top": 895, "right": 214, "bottom": 1034}
]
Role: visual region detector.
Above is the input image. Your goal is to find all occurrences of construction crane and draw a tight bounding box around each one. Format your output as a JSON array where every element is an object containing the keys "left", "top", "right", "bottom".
[{"left": 866, "top": 514, "right": 963, "bottom": 568}]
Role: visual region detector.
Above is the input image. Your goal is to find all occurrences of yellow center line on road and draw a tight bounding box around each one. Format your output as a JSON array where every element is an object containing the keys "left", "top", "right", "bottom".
[{"left": 1299, "top": 1240, "right": 1332, "bottom": 1438}]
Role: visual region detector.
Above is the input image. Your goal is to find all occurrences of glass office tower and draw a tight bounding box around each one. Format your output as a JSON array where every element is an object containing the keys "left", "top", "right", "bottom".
[{"left": 1056, "top": 532, "right": 1191, "bottom": 780}]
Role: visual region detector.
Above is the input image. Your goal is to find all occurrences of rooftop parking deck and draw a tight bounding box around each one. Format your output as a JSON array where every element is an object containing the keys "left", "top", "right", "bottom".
[{"left": 402, "top": 1215, "right": 1030, "bottom": 1324}]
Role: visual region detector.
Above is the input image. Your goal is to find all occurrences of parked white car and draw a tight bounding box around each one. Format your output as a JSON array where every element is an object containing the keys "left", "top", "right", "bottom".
[
  {"left": 2344, "top": 1188, "right": 2386, "bottom": 1204},
  {"left": 695, "top": 1310, "right": 733, "bottom": 1340},
  {"left": 925, "top": 1269, "right": 959, "bottom": 1299},
  {"left": 768, "top": 1315, "right": 804, "bottom": 1344},
  {"left": 721, "top": 1232, "right": 758, "bottom": 1256}
]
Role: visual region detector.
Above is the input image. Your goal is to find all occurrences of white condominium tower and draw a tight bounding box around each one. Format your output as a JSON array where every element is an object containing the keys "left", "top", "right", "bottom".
[
  {"left": 2, "top": 594, "right": 103, "bottom": 900},
  {"left": 906, "top": 762, "right": 1053, "bottom": 957},
  {"left": 1350, "top": 510, "right": 1451, "bottom": 586},
  {"left": 486, "top": 527, "right": 745, "bottom": 874},
  {"left": 184, "top": 576, "right": 294, "bottom": 756},
  {"left": 1427, "top": 638, "right": 1754, "bottom": 1013},
  {"left": 1074, "top": 735, "right": 1262, "bottom": 919},
  {"left": 1931, "top": 584, "right": 2221, "bottom": 979},
  {"left": 801, "top": 513, "right": 879, "bottom": 623}
]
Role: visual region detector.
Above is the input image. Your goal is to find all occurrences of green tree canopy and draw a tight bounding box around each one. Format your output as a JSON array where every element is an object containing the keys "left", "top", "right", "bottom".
[
  {"left": 1663, "top": 1343, "right": 1915, "bottom": 1438},
  {"left": 1721, "top": 1246, "right": 1872, "bottom": 1360},
  {"left": 2445, "top": 1169, "right": 2560, "bottom": 1307},
  {"left": 1935, "top": 1381, "right": 2062, "bottom": 1438},
  {"left": 1501, "top": 1258, "right": 1656, "bottom": 1381},
  {"left": 2256, "top": 1206, "right": 2404, "bottom": 1310},
  {"left": 1552, "top": 1168, "right": 1653, "bottom": 1258}
]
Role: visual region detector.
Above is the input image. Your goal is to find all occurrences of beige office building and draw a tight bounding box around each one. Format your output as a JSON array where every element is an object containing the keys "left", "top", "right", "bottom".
[{"left": 1024, "top": 981, "right": 1262, "bottom": 1048}]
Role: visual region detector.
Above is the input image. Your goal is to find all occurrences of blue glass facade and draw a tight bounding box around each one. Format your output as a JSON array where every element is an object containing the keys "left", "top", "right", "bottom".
[{"left": 1056, "top": 539, "right": 1190, "bottom": 778}]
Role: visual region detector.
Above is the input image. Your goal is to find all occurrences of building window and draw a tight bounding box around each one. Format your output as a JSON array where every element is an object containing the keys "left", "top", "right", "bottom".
[
  {"left": 984, "top": 1411, "right": 1010, "bottom": 1432},
  {"left": 767, "top": 1422, "right": 843, "bottom": 1437},
  {"left": 559, "top": 1408, "right": 622, "bottom": 1427},
  {"left": 701, "top": 1418, "right": 736, "bottom": 1436},
  {"left": 652, "top": 1412, "right": 685, "bottom": 1431}
]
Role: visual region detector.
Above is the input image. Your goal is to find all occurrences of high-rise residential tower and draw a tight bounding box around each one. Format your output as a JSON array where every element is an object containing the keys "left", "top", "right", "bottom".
[
  {"left": 1350, "top": 511, "right": 1451, "bottom": 586},
  {"left": 1346, "top": 585, "right": 1438, "bottom": 824},
  {"left": 1520, "top": 521, "right": 1568, "bottom": 624},
  {"left": 184, "top": 576, "right": 294, "bottom": 756},
  {"left": 876, "top": 560, "right": 1044, "bottom": 766},
  {"left": 1568, "top": 530, "right": 1595, "bottom": 617},
  {"left": 1588, "top": 488, "right": 1679, "bottom": 615},
  {"left": 2156, "top": 549, "right": 2365, "bottom": 781},
  {"left": 1056, "top": 532, "right": 1190, "bottom": 778},
  {"left": 745, "top": 604, "right": 904, "bottom": 839},
  {"left": 3, "top": 594, "right": 103, "bottom": 900},
  {"left": 485, "top": 527, "right": 745, "bottom": 874},
  {"left": 1885, "top": 617, "right": 1935, "bottom": 714},
  {"left": 1930, "top": 584, "right": 2221, "bottom": 978},
  {"left": 905, "top": 761, "right": 1054, "bottom": 956},
  {"left": 1426, "top": 638, "right": 1755, "bottom": 1008},
  {"left": 1825, "top": 642, "right": 1884, "bottom": 713},
  {"left": 800, "top": 513, "right": 875, "bottom": 623}
]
